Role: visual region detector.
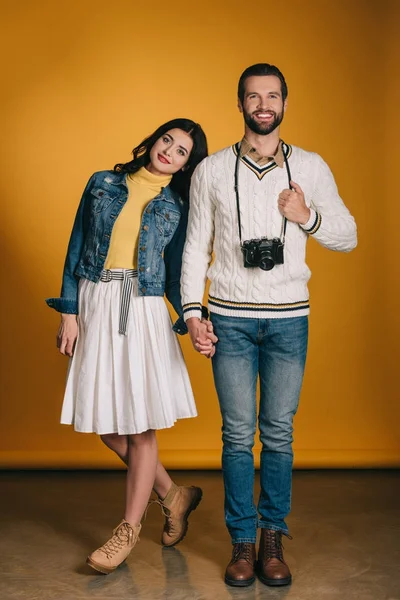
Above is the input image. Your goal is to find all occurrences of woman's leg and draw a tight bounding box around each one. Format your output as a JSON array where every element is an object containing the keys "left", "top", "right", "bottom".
[
  {"left": 153, "top": 463, "right": 173, "bottom": 499},
  {"left": 87, "top": 430, "right": 156, "bottom": 575},
  {"left": 96, "top": 431, "right": 201, "bottom": 555},
  {"left": 124, "top": 430, "right": 158, "bottom": 525},
  {"left": 100, "top": 433, "right": 129, "bottom": 463},
  {"left": 101, "top": 433, "right": 173, "bottom": 499}
]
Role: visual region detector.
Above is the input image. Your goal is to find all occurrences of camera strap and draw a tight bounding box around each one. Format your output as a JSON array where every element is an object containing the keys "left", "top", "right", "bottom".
[{"left": 234, "top": 141, "right": 292, "bottom": 245}]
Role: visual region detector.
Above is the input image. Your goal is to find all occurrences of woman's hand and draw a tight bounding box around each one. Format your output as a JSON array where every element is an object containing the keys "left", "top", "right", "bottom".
[{"left": 57, "top": 314, "right": 78, "bottom": 357}]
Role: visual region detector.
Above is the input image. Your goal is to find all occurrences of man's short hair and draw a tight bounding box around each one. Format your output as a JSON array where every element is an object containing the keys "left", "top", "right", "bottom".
[{"left": 238, "top": 63, "right": 288, "bottom": 103}]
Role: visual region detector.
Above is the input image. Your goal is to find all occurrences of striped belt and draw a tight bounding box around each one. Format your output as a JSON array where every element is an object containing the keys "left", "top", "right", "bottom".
[{"left": 100, "top": 269, "right": 138, "bottom": 335}]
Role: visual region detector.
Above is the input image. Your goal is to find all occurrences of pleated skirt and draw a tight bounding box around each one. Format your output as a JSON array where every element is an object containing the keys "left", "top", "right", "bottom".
[{"left": 61, "top": 272, "right": 197, "bottom": 434}]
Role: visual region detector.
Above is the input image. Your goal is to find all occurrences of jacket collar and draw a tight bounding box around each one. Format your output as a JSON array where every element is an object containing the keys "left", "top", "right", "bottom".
[{"left": 106, "top": 170, "right": 178, "bottom": 205}]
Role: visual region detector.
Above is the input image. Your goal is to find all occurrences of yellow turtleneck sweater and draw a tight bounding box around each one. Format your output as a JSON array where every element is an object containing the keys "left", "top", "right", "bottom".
[{"left": 104, "top": 167, "right": 172, "bottom": 269}]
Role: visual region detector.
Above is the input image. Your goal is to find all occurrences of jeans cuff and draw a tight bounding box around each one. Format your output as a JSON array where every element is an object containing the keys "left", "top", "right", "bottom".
[
  {"left": 231, "top": 537, "right": 257, "bottom": 544},
  {"left": 258, "top": 522, "right": 289, "bottom": 536}
]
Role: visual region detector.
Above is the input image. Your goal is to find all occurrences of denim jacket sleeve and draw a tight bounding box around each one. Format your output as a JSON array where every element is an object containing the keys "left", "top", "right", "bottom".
[
  {"left": 164, "top": 202, "right": 189, "bottom": 336},
  {"left": 46, "top": 174, "right": 94, "bottom": 314}
]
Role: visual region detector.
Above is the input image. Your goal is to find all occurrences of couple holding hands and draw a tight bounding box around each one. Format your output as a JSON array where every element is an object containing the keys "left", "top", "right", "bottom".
[{"left": 47, "top": 63, "right": 357, "bottom": 587}]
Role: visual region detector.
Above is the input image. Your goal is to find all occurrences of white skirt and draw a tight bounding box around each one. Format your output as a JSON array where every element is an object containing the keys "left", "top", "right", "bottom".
[{"left": 61, "top": 272, "right": 197, "bottom": 435}]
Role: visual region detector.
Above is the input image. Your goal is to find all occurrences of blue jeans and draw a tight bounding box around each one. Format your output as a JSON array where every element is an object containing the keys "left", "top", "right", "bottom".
[{"left": 211, "top": 313, "right": 308, "bottom": 543}]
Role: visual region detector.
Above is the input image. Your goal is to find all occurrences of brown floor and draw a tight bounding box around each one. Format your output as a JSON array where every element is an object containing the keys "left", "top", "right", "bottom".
[{"left": 0, "top": 470, "right": 399, "bottom": 600}]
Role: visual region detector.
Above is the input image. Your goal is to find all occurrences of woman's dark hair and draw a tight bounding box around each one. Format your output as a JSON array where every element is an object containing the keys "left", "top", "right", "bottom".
[
  {"left": 114, "top": 118, "right": 208, "bottom": 201},
  {"left": 238, "top": 63, "right": 288, "bottom": 104}
]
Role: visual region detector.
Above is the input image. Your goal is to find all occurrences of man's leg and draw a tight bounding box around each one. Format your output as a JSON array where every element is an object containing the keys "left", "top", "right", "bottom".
[
  {"left": 211, "top": 313, "right": 259, "bottom": 541},
  {"left": 211, "top": 313, "right": 259, "bottom": 586},
  {"left": 257, "top": 316, "right": 308, "bottom": 585}
]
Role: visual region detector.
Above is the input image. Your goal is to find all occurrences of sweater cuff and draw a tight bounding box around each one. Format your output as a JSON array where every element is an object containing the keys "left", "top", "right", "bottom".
[
  {"left": 300, "top": 209, "right": 322, "bottom": 235},
  {"left": 183, "top": 302, "right": 203, "bottom": 322}
]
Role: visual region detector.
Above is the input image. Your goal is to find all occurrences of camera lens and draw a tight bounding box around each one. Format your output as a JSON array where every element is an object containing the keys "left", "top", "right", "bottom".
[{"left": 259, "top": 250, "right": 275, "bottom": 271}]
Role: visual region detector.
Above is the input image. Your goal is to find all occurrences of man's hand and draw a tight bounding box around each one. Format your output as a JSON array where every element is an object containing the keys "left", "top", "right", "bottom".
[
  {"left": 187, "top": 317, "right": 218, "bottom": 358},
  {"left": 57, "top": 314, "right": 78, "bottom": 357},
  {"left": 278, "top": 181, "right": 310, "bottom": 225},
  {"left": 201, "top": 317, "right": 217, "bottom": 358}
]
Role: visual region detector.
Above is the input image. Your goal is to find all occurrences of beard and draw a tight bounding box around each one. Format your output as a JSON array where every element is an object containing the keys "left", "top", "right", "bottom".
[{"left": 243, "top": 109, "right": 284, "bottom": 136}]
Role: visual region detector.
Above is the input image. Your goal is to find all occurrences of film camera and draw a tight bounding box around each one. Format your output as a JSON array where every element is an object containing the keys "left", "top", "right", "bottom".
[{"left": 241, "top": 237, "right": 284, "bottom": 271}]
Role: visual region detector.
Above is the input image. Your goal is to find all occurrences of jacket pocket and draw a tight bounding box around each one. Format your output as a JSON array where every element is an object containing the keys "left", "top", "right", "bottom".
[
  {"left": 91, "top": 188, "right": 116, "bottom": 213},
  {"left": 154, "top": 208, "right": 180, "bottom": 239}
]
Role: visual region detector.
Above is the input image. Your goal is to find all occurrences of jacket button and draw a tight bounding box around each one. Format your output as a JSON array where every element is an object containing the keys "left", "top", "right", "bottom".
[
  {"left": 139, "top": 266, "right": 144, "bottom": 272},
  {"left": 143, "top": 225, "right": 149, "bottom": 231},
  {"left": 146, "top": 208, "right": 151, "bottom": 214},
  {"left": 98, "top": 191, "right": 104, "bottom": 196},
  {"left": 141, "top": 287, "right": 146, "bottom": 293},
  {"left": 140, "top": 246, "right": 146, "bottom": 251},
  {"left": 165, "top": 213, "right": 169, "bottom": 220}
]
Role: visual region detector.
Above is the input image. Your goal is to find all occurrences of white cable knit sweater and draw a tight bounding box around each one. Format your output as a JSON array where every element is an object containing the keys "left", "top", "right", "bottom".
[{"left": 181, "top": 143, "right": 357, "bottom": 320}]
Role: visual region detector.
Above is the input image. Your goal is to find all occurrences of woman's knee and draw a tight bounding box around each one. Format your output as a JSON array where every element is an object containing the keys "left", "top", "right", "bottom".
[
  {"left": 128, "top": 429, "right": 156, "bottom": 447},
  {"left": 101, "top": 433, "right": 121, "bottom": 443},
  {"left": 100, "top": 433, "right": 128, "bottom": 453}
]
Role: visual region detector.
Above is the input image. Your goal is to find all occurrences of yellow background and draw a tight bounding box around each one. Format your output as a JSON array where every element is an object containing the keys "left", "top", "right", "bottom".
[{"left": 1, "top": 0, "right": 399, "bottom": 469}]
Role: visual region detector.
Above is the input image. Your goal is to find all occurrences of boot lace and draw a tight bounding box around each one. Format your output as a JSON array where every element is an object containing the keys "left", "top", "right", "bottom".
[
  {"left": 262, "top": 530, "right": 292, "bottom": 562},
  {"left": 231, "top": 543, "right": 254, "bottom": 564},
  {"left": 99, "top": 522, "right": 134, "bottom": 558},
  {"left": 145, "top": 499, "right": 177, "bottom": 535}
]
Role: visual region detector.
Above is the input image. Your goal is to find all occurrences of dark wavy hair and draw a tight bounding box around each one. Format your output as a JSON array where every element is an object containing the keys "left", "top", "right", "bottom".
[
  {"left": 114, "top": 118, "right": 208, "bottom": 201},
  {"left": 238, "top": 63, "right": 288, "bottom": 104}
]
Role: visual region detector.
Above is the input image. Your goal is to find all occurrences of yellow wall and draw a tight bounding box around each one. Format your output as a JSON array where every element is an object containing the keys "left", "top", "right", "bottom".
[{"left": 1, "top": 0, "right": 399, "bottom": 469}]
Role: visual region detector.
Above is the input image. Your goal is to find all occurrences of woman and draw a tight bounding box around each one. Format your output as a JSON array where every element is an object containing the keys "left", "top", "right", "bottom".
[{"left": 46, "top": 119, "right": 215, "bottom": 574}]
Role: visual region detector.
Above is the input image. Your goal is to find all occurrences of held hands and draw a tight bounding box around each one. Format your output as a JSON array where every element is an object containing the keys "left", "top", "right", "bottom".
[
  {"left": 57, "top": 314, "right": 78, "bottom": 356},
  {"left": 187, "top": 317, "right": 218, "bottom": 359},
  {"left": 278, "top": 181, "right": 311, "bottom": 225}
]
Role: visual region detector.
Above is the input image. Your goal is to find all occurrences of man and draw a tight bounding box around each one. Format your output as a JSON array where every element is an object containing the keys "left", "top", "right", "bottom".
[{"left": 181, "top": 63, "right": 357, "bottom": 587}]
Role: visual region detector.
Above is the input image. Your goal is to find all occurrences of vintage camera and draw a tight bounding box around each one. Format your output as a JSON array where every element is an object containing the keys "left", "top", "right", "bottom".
[{"left": 241, "top": 237, "right": 284, "bottom": 271}]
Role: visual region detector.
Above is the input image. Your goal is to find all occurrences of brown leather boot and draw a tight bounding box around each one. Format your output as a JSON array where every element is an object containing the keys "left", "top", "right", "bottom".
[
  {"left": 224, "top": 542, "right": 256, "bottom": 587},
  {"left": 159, "top": 483, "right": 203, "bottom": 547},
  {"left": 257, "top": 529, "right": 292, "bottom": 586}
]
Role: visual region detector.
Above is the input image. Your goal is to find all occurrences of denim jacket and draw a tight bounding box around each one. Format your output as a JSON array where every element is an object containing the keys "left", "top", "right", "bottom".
[{"left": 46, "top": 170, "right": 189, "bottom": 335}]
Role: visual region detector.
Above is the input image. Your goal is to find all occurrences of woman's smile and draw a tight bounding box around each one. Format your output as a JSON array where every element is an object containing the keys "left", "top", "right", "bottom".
[{"left": 157, "top": 153, "right": 171, "bottom": 165}]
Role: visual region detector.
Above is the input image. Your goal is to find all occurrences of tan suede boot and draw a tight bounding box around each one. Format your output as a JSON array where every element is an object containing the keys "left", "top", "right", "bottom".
[
  {"left": 86, "top": 520, "right": 141, "bottom": 574},
  {"left": 159, "top": 483, "right": 202, "bottom": 547}
]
